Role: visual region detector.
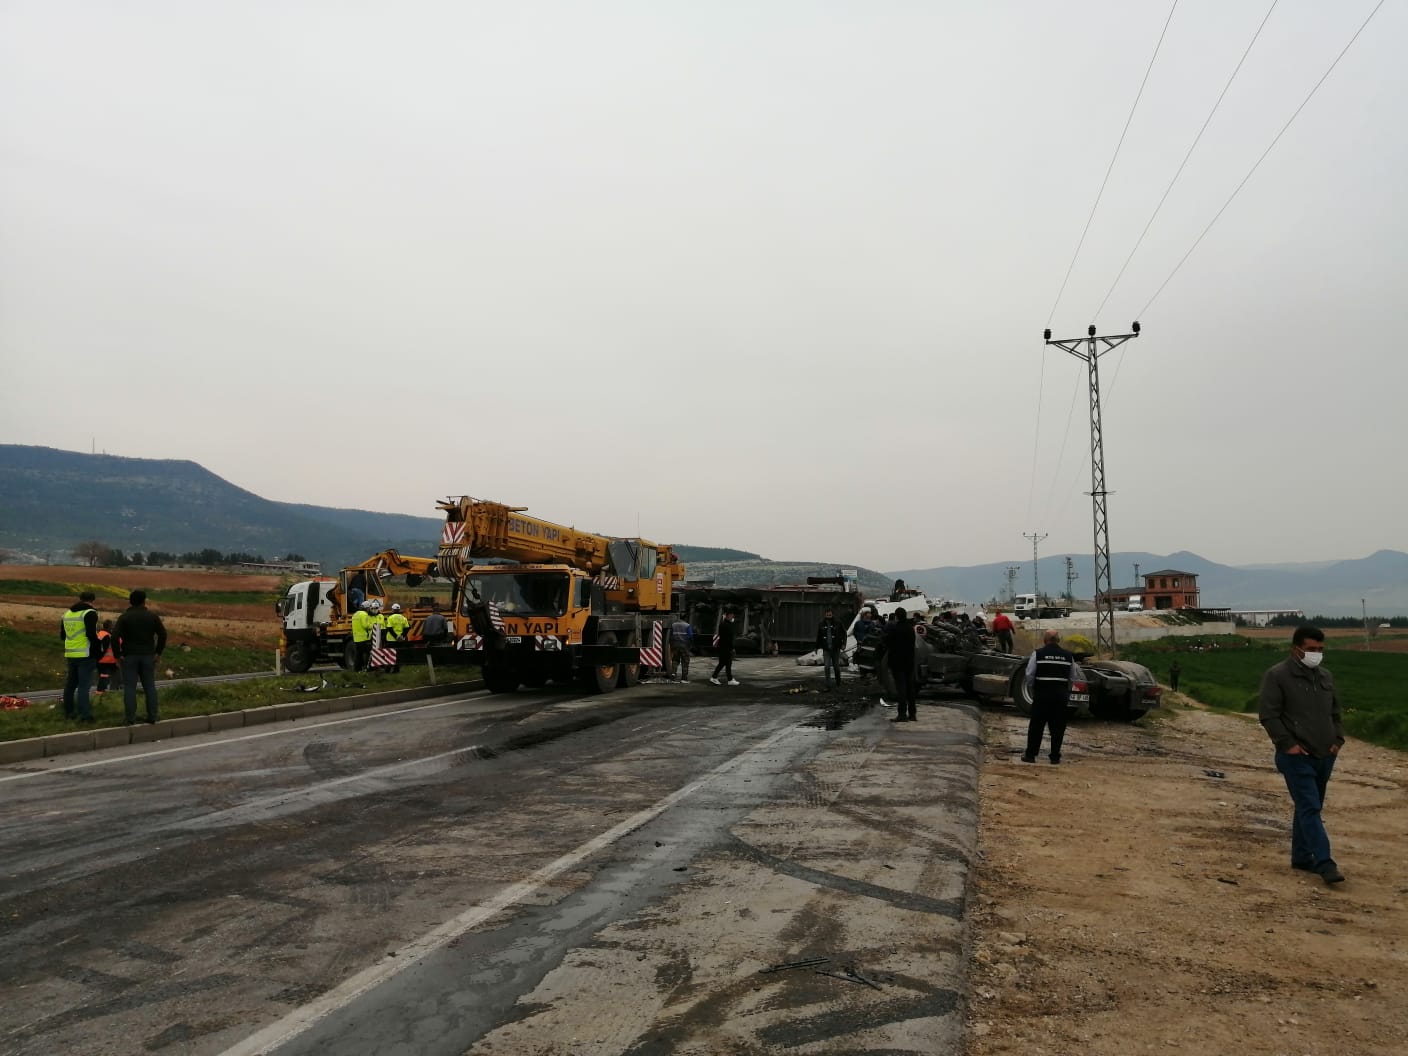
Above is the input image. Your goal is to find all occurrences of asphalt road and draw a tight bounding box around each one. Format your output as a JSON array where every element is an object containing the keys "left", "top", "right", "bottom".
[{"left": 0, "top": 657, "right": 980, "bottom": 1055}]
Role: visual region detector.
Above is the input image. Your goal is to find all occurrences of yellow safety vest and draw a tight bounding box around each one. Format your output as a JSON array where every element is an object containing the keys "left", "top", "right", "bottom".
[
  {"left": 62, "top": 608, "right": 93, "bottom": 658},
  {"left": 386, "top": 613, "right": 409, "bottom": 641},
  {"left": 351, "top": 610, "right": 374, "bottom": 643}
]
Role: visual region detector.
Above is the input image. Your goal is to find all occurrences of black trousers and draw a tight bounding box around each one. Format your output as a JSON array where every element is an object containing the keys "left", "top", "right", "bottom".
[
  {"left": 354, "top": 641, "right": 371, "bottom": 672},
  {"left": 712, "top": 653, "right": 733, "bottom": 681},
  {"left": 889, "top": 661, "right": 917, "bottom": 719},
  {"left": 1026, "top": 698, "right": 1069, "bottom": 760}
]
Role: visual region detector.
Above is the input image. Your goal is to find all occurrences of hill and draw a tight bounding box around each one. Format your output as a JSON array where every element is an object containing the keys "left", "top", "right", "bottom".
[
  {"left": 890, "top": 548, "right": 1408, "bottom": 618},
  {"left": 0, "top": 445, "right": 439, "bottom": 570}
]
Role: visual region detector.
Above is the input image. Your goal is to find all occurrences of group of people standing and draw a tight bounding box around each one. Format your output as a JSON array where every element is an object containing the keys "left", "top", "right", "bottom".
[
  {"left": 61, "top": 589, "right": 167, "bottom": 725},
  {"left": 349, "top": 599, "right": 410, "bottom": 673}
]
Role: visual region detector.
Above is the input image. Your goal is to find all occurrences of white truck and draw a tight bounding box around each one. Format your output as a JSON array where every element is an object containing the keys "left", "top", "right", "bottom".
[{"left": 1013, "top": 593, "right": 1071, "bottom": 620}]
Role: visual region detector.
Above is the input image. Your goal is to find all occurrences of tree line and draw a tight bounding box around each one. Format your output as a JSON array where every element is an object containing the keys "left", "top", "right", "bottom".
[{"left": 70, "top": 541, "right": 307, "bottom": 568}]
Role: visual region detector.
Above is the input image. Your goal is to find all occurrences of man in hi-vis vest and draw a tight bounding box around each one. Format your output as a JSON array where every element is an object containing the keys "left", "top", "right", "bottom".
[
  {"left": 60, "top": 590, "right": 102, "bottom": 723},
  {"left": 1022, "top": 629, "right": 1083, "bottom": 764}
]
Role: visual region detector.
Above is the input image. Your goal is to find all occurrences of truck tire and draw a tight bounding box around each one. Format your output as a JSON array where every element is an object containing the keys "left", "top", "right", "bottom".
[
  {"left": 484, "top": 665, "right": 519, "bottom": 694},
  {"left": 586, "top": 633, "right": 618, "bottom": 694},
  {"left": 284, "top": 641, "right": 313, "bottom": 674},
  {"left": 340, "top": 641, "right": 356, "bottom": 670},
  {"left": 1009, "top": 670, "right": 1034, "bottom": 717},
  {"left": 619, "top": 632, "right": 641, "bottom": 687}
]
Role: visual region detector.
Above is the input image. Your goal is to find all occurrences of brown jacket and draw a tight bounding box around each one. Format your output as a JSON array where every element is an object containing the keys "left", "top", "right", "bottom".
[{"left": 1258, "top": 657, "right": 1345, "bottom": 757}]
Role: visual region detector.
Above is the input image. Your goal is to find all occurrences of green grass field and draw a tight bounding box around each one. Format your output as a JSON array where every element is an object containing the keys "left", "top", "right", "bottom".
[
  {"left": 0, "top": 665, "right": 464, "bottom": 741},
  {"left": 1119, "top": 636, "right": 1408, "bottom": 752},
  {"left": 0, "top": 625, "right": 275, "bottom": 693}
]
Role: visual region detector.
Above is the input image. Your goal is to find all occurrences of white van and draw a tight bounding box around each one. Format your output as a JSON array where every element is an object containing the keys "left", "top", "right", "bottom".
[{"left": 1126, "top": 594, "right": 1144, "bottom": 612}]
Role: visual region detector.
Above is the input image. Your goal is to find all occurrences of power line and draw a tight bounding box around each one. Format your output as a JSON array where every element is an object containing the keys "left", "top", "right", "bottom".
[
  {"left": 1045, "top": 0, "right": 1180, "bottom": 327},
  {"left": 1093, "top": 0, "right": 1280, "bottom": 321},
  {"left": 1138, "top": 0, "right": 1387, "bottom": 319}
]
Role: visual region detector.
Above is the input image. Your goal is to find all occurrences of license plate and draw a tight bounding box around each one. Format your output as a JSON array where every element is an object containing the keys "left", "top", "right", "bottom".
[
  {"left": 1070, "top": 692, "right": 1090, "bottom": 704},
  {"left": 506, "top": 636, "right": 522, "bottom": 644}
]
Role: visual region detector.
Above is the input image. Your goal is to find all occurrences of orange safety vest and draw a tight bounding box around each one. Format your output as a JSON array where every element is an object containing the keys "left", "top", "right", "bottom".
[{"left": 96, "top": 629, "right": 118, "bottom": 666}]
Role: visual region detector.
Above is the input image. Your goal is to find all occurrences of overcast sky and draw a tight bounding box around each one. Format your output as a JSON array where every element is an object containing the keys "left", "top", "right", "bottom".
[{"left": 2, "top": 1, "right": 1404, "bottom": 572}]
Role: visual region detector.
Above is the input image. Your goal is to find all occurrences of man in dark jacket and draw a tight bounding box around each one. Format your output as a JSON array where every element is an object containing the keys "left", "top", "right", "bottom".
[
  {"left": 114, "top": 590, "right": 168, "bottom": 725},
  {"left": 816, "top": 608, "right": 847, "bottom": 690},
  {"left": 883, "top": 607, "right": 917, "bottom": 721},
  {"left": 710, "top": 611, "right": 739, "bottom": 686},
  {"left": 60, "top": 590, "right": 102, "bottom": 723},
  {"left": 1259, "top": 626, "right": 1346, "bottom": 884},
  {"left": 1022, "top": 630, "right": 1082, "bottom": 763}
]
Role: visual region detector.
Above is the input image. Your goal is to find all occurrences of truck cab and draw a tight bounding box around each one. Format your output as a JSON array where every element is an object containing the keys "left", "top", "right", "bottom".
[
  {"left": 1013, "top": 593, "right": 1038, "bottom": 619},
  {"left": 1126, "top": 595, "right": 1144, "bottom": 612}
]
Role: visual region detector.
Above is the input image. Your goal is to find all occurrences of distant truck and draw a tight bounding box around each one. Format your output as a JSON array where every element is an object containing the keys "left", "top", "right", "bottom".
[
  {"left": 1126, "top": 594, "right": 1144, "bottom": 612},
  {"left": 1013, "top": 593, "right": 1071, "bottom": 620}
]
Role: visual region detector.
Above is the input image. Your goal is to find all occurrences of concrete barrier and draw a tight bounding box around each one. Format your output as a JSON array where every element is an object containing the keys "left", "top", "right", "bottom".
[
  {"left": 0, "top": 739, "right": 44, "bottom": 764},
  {"left": 167, "top": 715, "right": 212, "bottom": 737},
  {"left": 44, "top": 731, "right": 98, "bottom": 757},
  {"left": 94, "top": 726, "right": 132, "bottom": 750},
  {"left": 131, "top": 723, "right": 174, "bottom": 744}
]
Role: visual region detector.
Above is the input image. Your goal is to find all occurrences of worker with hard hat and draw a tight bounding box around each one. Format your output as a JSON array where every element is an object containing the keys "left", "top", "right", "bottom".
[
  {"left": 385, "top": 603, "right": 410, "bottom": 673},
  {"left": 351, "top": 600, "right": 375, "bottom": 672}
]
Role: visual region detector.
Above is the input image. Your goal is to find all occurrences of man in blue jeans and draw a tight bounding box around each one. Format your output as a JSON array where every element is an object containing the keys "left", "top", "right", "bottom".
[{"left": 1258, "top": 626, "right": 1345, "bottom": 885}]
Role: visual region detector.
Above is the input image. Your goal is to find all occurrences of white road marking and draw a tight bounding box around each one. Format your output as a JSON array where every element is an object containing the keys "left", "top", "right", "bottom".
[
  {"left": 216, "top": 720, "right": 803, "bottom": 1056},
  {"left": 0, "top": 694, "right": 492, "bottom": 785}
]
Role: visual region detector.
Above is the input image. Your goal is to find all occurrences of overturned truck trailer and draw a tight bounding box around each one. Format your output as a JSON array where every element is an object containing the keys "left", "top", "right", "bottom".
[{"left": 678, "top": 584, "right": 862, "bottom": 655}]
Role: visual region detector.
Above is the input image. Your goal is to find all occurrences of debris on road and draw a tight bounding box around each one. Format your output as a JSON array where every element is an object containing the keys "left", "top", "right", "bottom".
[{"left": 758, "top": 957, "right": 831, "bottom": 974}]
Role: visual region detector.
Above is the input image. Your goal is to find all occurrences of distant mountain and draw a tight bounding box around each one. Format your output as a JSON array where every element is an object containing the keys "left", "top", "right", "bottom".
[
  {"left": 890, "top": 548, "right": 1408, "bottom": 618},
  {"left": 0, "top": 445, "right": 439, "bottom": 570},
  {"left": 0, "top": 448, "right": 880, "bottom": 589}
]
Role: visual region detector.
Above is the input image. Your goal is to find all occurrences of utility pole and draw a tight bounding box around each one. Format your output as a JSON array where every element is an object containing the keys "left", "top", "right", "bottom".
[
  {"left": 1363, "top": 597, "right": 1371, "bottom": 651},
  {"left": 1004, "top": 565, "right": 1021, "bottom": 605},
  {"left": 1065, "top": 555, "right": 1079, "bottom": 604},
  {"left": 1024, "top": 532, "right": 1048, "bottom": 599},
  {"left": 1134, "top": 562, "right": 1141, "bottom": 587},
  {"left": 1043, "top": 321, "right": 1142, "bottom": 655}
]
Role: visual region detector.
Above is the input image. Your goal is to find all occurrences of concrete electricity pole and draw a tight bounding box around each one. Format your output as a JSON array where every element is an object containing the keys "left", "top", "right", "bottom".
[
  {"left": 1065, "top": 555, "right": 1079, "bottom": 604},
  {"left": 1024, "top": 532, "right": 1048, "bottom": 599},
  {"left": 1134, "top": 562, "right": 1141, "bottom": 586},
  {"left": 1004, "top": 565, "right": 1021, "bottom": 605},
  {"left": 1043, "top": 322, "right": 1142, "bottom": 655}
]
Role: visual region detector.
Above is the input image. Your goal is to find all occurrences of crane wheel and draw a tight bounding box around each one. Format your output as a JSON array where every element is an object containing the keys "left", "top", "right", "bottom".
[
  {"left": 586, "top": 633, "right": 618, "bottom": 694},
  {"left": 620, "top": 632, "right": 641, "bottom": 687}
]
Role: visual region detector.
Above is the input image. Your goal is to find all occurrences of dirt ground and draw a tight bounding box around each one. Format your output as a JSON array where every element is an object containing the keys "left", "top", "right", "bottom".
[
  {"left": 968, "top": 696, "right": 1408, "bottom": 1056},
  {"left": 0, "top": 601, "right": 276, "bottom": 647},
  {"left": 0, "top": 562, "right": 284, "bottom": 593}
]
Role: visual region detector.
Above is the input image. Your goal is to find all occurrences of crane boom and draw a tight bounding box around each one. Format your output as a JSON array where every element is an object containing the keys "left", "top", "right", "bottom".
[{"left": 435, "top": 497, "right": 609, "bottom": 576}]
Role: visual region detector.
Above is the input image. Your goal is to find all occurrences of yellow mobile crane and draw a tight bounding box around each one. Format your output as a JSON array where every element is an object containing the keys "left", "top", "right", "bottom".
[
  {"left": 435, "top": 496, "right": 684, "bottom": 693},
  {"left": 278, "top": 550, "right": 443, "bottom": 672}
]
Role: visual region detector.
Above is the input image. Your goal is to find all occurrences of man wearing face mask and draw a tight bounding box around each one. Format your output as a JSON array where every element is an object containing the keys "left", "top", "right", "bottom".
[{"left": 1258, "top": 626, "right": 1346, "bottom": 885}]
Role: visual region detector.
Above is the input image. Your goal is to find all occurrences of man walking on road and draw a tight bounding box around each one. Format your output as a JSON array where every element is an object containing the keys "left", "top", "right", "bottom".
[
  {"left": 60, "top": 590, "right": 102, "bottom": 723},
  {"left": 1259, "top": 626, "right": 1346, "bottom": 885},
  {"left": 816, "top": 607, "right": 847, "bottom": 690},
  {"left": 1022, "top": 630, "right": 1081, "bottom": 763},
  {"left": 883, "top": 607, "right": 917, "bottom": 721},
  {"left": 991, "top": 608, "right": 1014, "bottom": 653},
  {"left": 114, "top": 590, "right": 167, "bottom": 725},
  {"left": 710, "top": 611, "right": 739, "bottom": 686}
]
